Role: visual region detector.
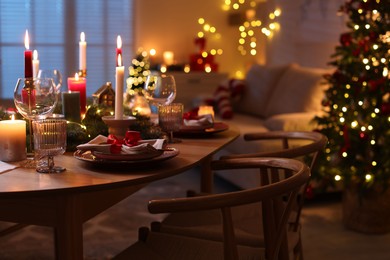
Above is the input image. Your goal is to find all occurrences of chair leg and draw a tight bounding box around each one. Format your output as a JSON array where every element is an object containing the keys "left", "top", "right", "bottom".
[{"left": 138, "top": 227, "right": 150, "bottom": 242}]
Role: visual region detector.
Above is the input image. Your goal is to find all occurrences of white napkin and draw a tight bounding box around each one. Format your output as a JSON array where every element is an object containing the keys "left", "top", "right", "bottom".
[
  {"left": 183, "top": 114, "right": 214, "bottom": 129},
  {"left": 0, "top": 161, "right": 18, "bottom": 173},
  {"left": 76, "top": 135, "right": 165, "bottom": 155},
  {"left": 76, "top": 135, "right": 111, "bottom": 153}
]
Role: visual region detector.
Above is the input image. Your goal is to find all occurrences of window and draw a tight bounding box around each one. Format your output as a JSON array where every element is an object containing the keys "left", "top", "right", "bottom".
[{"left": 0, "top": 0, "right": 134, "bottom": 99}]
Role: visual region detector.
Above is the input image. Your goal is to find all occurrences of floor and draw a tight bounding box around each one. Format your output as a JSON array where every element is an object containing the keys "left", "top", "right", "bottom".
[{"left": 0, "top": 167, "right": 389, "bottom": 259}]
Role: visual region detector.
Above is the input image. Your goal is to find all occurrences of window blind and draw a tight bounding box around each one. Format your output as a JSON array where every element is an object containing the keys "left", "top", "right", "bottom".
[{"left": 0, "top": 0, "right": 134, "bottom": 99}]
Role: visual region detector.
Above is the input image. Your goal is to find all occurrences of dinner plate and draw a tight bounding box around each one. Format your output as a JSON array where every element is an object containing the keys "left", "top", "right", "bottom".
[
  {"left": 176, "top": 122, "right": 229, "bottom": 135},
  {"left": 73, "top": 147, "right": 179, "bottom": 166},
  {"left": 92, "top": 149, "right": 163, "bottom": 161}
]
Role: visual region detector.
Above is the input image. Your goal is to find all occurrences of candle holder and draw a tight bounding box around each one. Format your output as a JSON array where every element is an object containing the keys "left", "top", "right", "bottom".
[
  {"left": 102, "top": 115, "right": 136, "bottom": 139},
  {"left": 78, "top": 69, "right": 87, "bottom": 78}
]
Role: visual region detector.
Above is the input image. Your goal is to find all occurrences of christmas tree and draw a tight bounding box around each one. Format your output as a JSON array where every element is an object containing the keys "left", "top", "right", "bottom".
[
  {"left": 314, "top": 0, "right": 390, "bottom": 194},
  {"left": 126, "top": 49, "right": 151, "bottom": 95}
]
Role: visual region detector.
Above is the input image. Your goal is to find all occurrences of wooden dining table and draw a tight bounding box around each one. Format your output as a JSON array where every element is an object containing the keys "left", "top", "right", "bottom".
[{"left": 0, "top": 127, "right": 239, "bottom": 259}]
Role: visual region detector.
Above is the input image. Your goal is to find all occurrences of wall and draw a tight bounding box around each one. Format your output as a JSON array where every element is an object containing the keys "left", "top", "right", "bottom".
[{"left": 133, "top": 0, "right": 346, "bottom": 77}]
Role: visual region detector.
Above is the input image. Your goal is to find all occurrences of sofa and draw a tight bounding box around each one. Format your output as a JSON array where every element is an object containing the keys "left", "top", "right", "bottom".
[{"left": 210, "top": 63, "right": 331, "bottom": 189}]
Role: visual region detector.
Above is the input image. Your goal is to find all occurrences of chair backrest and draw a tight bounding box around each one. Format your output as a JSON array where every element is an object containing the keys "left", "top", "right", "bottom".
[
  {"left": 148, "top": 157, "right": 310, "bottom": 260},
  {"left": 221, "top": 131, "right": 328, "bottom": 230}
]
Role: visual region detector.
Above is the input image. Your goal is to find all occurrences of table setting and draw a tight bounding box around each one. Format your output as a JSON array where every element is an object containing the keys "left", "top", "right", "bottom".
[{"left": 0, "top": 29, "right": 230, "bottom": 174}]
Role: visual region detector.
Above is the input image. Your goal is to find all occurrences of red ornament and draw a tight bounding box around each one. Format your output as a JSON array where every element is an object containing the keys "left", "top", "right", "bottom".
[{"left": 340, "top": 32, "right": 352, "bottom": 46}]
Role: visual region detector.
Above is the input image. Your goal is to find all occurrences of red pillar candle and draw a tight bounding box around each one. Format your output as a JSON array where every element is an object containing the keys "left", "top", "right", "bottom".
[
  {"left": 116, "top": 35, "right": 122, "bottom": 66},
  {"left": 68, "top": 73, "right": 87, "bottom": 115},
  {"left": 24, "top": 30, "right": 33, "bottom": 78}
]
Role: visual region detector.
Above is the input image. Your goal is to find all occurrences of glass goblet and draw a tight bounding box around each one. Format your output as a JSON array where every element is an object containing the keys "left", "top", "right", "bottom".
[
  {"left": 143, "top": 74, "right": 177, "bottom": 108},
  {"left": 37, "top": 69, "right": 63, "bottom": 92},
  {"left": 158, "top": 103, "right": 183, "bottom": 143},
  {"left": 14, "top": 77, "right": 58, "bottom": 156},
  {"left": 32, "top": 118, "right": 67, "bottom": 173}
]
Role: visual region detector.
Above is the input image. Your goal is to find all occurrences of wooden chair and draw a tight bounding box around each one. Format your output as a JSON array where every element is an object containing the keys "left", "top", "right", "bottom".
[
  {"left": 148, "top": 131, "right": 327, "bottom": 260},
  {"left": 114, "top": 157, "right": 310, "bottom": 260}
]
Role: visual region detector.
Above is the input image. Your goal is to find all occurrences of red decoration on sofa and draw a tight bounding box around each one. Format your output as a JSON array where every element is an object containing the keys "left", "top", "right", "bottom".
[{"left": 214, "top": 79, "right": 246, "bottom": 119}]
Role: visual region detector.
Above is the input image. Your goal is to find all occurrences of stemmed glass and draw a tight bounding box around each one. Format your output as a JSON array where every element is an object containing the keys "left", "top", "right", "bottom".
[
  {"left": 14, "top": 77, "right": 58, "bottom": 158},
  {"left": 158, "top": 103, "right": 183, "bottom": 143},
  {"left": 33, "top": 118, "right": 66, "bottom": 173},
  {"left": 37, "top": 69, "right": 63, "bottom": 92},
  {"left": 143, "top": 74, "right": 177, "bottom": 108}
]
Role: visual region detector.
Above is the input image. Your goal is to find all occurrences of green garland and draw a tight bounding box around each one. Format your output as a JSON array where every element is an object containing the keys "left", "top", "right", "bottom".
[{"left": 0, "top": 104, "right": 163, "bottom": 152}]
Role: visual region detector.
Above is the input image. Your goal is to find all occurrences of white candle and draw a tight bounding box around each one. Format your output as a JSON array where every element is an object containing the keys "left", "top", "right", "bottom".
[
  {"left": 0, "top": 115, "right": 26, "bottom": 162},
  {"left": 163, "top": 51, "right": 174, "bottom": 66},
  {"left": 115, "top": 52, "right": 124, "bottom": 119},
  {"left": 32, "top": 50, "right": 39, "bottom": 78},
  {"left": 79, "top": 32, "right": 87, "bottom": 71}
]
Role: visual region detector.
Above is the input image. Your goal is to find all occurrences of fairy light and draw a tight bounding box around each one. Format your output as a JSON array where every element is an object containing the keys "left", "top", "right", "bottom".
[
  {"left": 237, "top": 6, "right": 281, "bottom": 56},
  {"left": 351, "top": 121, "right": 358, "bottom": 128},
  {"left": 354, "top": 25, "right": 359, "bottom": 30},
  {"left": 335, "top": 175, "right": 341, "bottom": 181},
  {"left": 371, "top": 139, "right": 376, "bottom": 145},
  {"left": 342, "top": 152, "right": 348, "bottom": 158},
  {"left": 365, "top": 174, "right": 372, "bottom": 181},
  {"left": 372, "top": 161, "right": 377, "bottom": 167}
]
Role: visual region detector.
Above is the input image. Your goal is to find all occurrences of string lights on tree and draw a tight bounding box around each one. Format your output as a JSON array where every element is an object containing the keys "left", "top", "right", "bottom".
[{"left": 314, "top": 0, "right": 390, "bottom": 194}]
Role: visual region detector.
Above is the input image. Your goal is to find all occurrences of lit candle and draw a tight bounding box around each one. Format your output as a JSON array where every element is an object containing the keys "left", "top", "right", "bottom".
[
  {"left": 24, "top": 30, "right": 33, "bottom": 78},
  {"left": 32, "top": 50, "right": 39, "bottom": 78},
  {"left": 67, "top": 73, "right": 87, "bottom": 115},
  {"left": 115, "top": 52, "right": 124, "bottom": 119},
  {"left": 79, "top": 32, "right": 87, "bottom": 72},
  {"left": 163, "top": 51, "right": 174, "bottom": 66},
  {"left": 116, "top": 35, "right": 122, "bottom": 67},
  {"left": 62, "top": 91, "right": 81, "bottom": 123},
  {"left": 198, "top": 105, "right": 215, "bottom": 119},
  {"left": 0, "top": 115, "right": 27, "bottom": 162}
]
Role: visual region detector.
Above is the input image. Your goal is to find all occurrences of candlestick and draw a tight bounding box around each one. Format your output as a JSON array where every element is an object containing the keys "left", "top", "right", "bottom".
[
  {"left": 115, "top": 53, "right": 124, "bottom": 119},
  {"left": 116, "top": 35, "right": 122, "bottom": 67},
  {"left": 32, "top": 50, "right": 39, "bottom": 78},
  {"left": 62, "top": 91, "right": 81, "bottom": 123},
  {"left": 24, "top": 30, "right": 33, "bottom": 78},
  {"left": 79, "top": 32, "right": 87, "bottom": 72},
  {"left": 0, "top": 115, "right": 27, "bottom": 162},
  {"left": 67, "top": 73, "right": 87, "bottom": 115}
]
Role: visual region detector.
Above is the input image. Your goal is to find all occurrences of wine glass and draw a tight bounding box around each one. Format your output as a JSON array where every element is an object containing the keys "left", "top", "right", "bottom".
[
  {"left": 143, "top": 74, "right": 177, "bottom": 108},
  {"left": 37, "top": 69, "right": 63, "bottom": 92},
  {"left": 32, "top": 118, "right": 66, "bottom": 173},
  {"left": 158, "top": 103, "right": 183, "bottom": 143},
  {"left": 14, "top": 77, "right": 58, "bottom": 158}
]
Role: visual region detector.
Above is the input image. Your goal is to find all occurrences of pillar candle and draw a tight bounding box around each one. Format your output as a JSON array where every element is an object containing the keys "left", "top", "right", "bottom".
[
  {"left": 68, "top": 73, "right": 87, "bottom": 115},
  {"left": 116, "top": 35, "right": 122, "bottom": 67},
  {"left": 62, "top": 91, "right": 81, "bottom": 123},
  {"left": 198, "top": 105, "right": 215, "bottom": 119},
  {"left": 115, "top": 53, "right": 124, "bottom": 119},
  {"left": 32, "top": 50, "right": 39, "bottom": 78},
  {"left": 24, "top": 30, "right": 33, "bottom": 78},
  {"left": 0, "top": 116, "right": 27, "bottom": 162},
  {"left": 79, "top": 32, "right": 87, "bottom": 71}
]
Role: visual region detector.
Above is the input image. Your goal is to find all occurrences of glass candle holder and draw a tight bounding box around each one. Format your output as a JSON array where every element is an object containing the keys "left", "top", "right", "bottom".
[
  {"left": 158, "top": 103, "right": 183, "bottom": 143},
  {"left": 33, "top": 118, "right": 67, "bottom": 173}
]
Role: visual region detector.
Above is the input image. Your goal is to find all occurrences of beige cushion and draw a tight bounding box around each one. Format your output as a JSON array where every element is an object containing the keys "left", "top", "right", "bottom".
[
  {"left": 264, "top": 112, "right": 319, "bottom": 131},
  {"left": 265, "top": 64, "right": 330, "bottom": 117},
  {"left": 234, "top": 64, "right": 289, "bottom": 118}
]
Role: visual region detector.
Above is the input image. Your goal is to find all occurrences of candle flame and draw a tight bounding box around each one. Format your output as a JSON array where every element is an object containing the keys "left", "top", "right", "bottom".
[
  {"left": 33, "top": 50, "right": 38, "bottom": 60},
  {"left": 117, "top": 35, "right": 122, "bottom": 49},
  {"left": 80, "top": 32, "right": 85, "bottom": 42},
  {"left": 118, "top": 54, "right": 122, "bottom": 67},
  {"left": 11, "top": 114, "right": 15, "bottom": 120},
  {"left": 24, "top": 30, "right": 30, "bottom": 50},
  {"left": 75, "top": 73, "right": 79, "bottom": 81}
]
